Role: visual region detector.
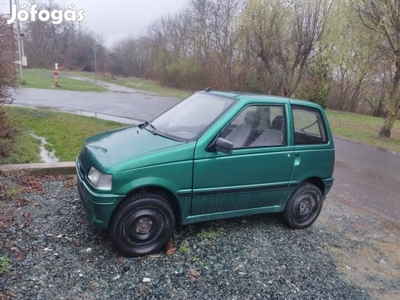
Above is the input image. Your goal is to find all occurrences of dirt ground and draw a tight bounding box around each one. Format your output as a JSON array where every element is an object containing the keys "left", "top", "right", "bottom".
[{"left": 320, "top": 194, "right": 400, "bottom": 300}]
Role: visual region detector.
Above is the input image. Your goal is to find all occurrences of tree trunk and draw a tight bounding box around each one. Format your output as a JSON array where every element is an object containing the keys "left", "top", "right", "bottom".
[
  {"left": 378, "top": 111, "right": 397, "bottom": 138},
  {"left": 378, "top": 61, "right": 400, "bottom": 138}
]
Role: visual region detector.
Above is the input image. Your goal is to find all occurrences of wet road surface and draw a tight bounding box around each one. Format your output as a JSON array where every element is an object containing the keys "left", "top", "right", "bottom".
[
  {"left": 13, "top": 87, "right": 180, "bottom": 122},
  {"left": 12, "top": 88, "right": 400, "bottom": 224},
  {"left": 333, "top": 138, "right": 400, "bottom": 224}
]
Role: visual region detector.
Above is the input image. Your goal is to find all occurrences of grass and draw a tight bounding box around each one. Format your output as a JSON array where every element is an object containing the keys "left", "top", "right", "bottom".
[
  {"left": 1, "top": 131, "right": 41, "bottom": 164},
  {"left": 20, "top": 69, "right": 108, "bottom": 92},
  {"left": 326, "top": 110, "right": 400, "bottom": 153},
  {"left": 179, "top": 244, "right": 191, "bottom": 254},
  {"left": 4, "top": 185, "right": 21, "bottom": 199},
  {"left": 3, "top": 106, "right": 126, "bottom": 162},
  {"left": 0, "top": 255, "right": 10, "bottom": 277},
  {"left": 196, "top": 228, "right": 222, "bottom": 240}
]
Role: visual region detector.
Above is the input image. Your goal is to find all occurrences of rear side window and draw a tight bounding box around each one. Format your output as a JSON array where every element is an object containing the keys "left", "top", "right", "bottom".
[{"left": 292, "top": 106, "right": 327, "bottom": 145}]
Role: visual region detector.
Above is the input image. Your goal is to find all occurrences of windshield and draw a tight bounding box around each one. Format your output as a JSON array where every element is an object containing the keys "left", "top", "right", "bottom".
[{"left": 151, "top": 92, "right": 235, "bottom": 140}]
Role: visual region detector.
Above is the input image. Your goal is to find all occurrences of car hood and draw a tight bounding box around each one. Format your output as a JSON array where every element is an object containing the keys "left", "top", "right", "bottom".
[{"left": 80, "top": 126, "right": 186, "bottom": 170}]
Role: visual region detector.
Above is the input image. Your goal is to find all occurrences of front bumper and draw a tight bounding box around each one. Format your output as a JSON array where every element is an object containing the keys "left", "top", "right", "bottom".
[{"left": 76, "top": 159, "right": 125, "bottom": 229}]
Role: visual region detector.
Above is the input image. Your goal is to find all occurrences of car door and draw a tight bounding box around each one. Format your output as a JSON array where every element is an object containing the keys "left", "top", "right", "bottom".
[
  {"left": 291, "top": 105, "right": 335, "bottom": 185},
  {"left": 191, "top": 104, "right": 295, "bottom": 215}
]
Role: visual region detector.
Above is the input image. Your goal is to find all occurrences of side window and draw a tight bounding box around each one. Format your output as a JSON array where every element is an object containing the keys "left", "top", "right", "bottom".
[
  {"left": 292, "top": 106, "right": 327, "bottom": 145},
  {"left": 221, "top": 105, "right": 286, "bottom": 149}
]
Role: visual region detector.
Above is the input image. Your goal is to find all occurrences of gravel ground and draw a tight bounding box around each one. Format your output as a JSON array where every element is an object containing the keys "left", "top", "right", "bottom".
[{"left": 1, "top": 174, "right": 399, "bottom": 299}]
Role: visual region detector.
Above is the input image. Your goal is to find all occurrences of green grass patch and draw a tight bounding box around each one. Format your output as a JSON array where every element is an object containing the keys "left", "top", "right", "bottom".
[
  {"left": 0, "top": 255, "right": 10, "bottom": 277},
  {"left": 196, "top": 228, "right": 222, "bottom": 240},
  {"left": 20, "top": 69, "right": 108, "bottom": 92},
  {"left": 3, "top": 106, "right": 126, "bottom": 162},
  {"left": 66, "top": 70, "right": 191, "bottom": 99},
  {"left": 326, "top": 110, "right": 400, "bottom": 153},
  {"left": 179, "top": 243, "right": 191, "bottom": 254},
  {"left": 1, "top": 131, "right": 41, "bottom": 164},
  {"left": 4, "top": 185, "right": 21, "bottom": 199}
]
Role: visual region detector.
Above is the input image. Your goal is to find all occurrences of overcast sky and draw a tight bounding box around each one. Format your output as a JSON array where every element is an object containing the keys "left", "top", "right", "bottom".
[{"left": 0, "top": 0, "right": 190, "bottom": 46}]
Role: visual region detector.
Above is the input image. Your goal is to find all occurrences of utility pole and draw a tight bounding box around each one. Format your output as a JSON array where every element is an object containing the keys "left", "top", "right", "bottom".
[
  {"left": 11, "top": 0, "right": 24, "bottom": 81},
  {"left": 92, "top": 45, "right": 99, "bottom": 84}
]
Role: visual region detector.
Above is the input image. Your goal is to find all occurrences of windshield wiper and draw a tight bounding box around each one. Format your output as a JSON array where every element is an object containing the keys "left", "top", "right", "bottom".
[{"left": 143, "top": 121, "right": 157, "bottom": 134}]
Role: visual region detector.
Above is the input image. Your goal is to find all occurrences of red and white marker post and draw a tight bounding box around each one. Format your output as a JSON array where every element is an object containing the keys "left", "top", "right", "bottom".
[{"left": 53, "top": 63, "right": 59, "bottom": 87}]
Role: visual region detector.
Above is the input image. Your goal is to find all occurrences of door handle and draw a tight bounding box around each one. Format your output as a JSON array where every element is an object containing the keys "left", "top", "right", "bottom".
[{"left": 294, "top": 154, "right": 301, "bottom": 166}]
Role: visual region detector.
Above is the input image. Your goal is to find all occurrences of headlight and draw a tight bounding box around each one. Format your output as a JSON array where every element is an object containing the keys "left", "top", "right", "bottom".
[{"left": 87, "top": 167, "right": 112, "bottom": 190}]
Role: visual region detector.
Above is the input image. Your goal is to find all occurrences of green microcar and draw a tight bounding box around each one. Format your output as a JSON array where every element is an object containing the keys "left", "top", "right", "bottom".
[{"left": 76, "top": 90, "right": 335, "bottom": 257}]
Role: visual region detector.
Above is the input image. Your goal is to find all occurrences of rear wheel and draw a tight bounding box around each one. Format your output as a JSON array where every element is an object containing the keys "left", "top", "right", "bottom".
[
  {"left": 283, "top": 183, "right": 323, "bottom": 229},
  {"left": 109, "top": 194, "right": 175, "bottom": 257}
]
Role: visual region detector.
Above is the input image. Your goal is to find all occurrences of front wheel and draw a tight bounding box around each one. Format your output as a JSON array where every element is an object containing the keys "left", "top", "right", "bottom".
[
  {"left": 109, "top": 194, "right": 175, "bottom": 257},
  {"left": 283, "top": 183, "right": 323, "bottom": 229}
]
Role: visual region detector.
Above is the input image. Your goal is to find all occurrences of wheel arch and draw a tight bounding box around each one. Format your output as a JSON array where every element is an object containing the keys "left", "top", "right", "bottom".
[
  {"left": 115, "top": 185, "right": 182, "bottom": 224},
  {"left": 304, "top": 177, "right": 325, "bottom": 196}
]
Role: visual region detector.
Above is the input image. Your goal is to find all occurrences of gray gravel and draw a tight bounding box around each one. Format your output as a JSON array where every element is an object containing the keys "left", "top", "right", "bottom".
[{"left": 1, "top": 174, "right": 399, "bottom": 299}]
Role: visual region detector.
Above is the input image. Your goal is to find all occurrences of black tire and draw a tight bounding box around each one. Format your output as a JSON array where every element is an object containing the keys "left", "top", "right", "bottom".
[
  {"left": 283, "top": 183, "right": 323, "bottom": 229},
  {"left": 109, "top": 194, "right": 175, "bottom": 257}
]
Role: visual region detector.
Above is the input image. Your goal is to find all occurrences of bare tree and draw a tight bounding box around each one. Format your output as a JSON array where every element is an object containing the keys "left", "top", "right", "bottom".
[
  {"left": 107, "top": 36, "right": 152, "bottom": 77},
  {"left": 22, "top": 2, "right": 100, "bottom": 71},
  {"left": 138, "top": 0, "right": 243, "bottom": 90},
  {"left": 354, "top": 0, "right": 400, "bottom": 138},
  {"left": 318, "top": 0, "right": 378, "bottom": 112},
  {"left": 190, "top": 0, "right": 243, "bottom": 89},
  {"left": 146, "top": 9, "right": 203, "bottom": 88},
  {"left": 240, "top": 0, "right": 330, "bottom": 97}
]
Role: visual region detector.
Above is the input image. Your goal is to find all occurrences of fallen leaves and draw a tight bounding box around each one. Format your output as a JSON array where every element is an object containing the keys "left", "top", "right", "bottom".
[
  {"left": 165, "top": 239, "right": 175, "bottom": 256},
  {"left": 16, "top": 198, "right": 30, "bottom": 207},
  {"left": 19, "top": 176, "right": 44, "bottom": 194},
  {"left": 89, "top": 282, "right": 100, "bottom": 292},
  {"left": 138, "top": 284, "right": 149, "bottom": 295},
  {"left": 0, "top": 182, "right": 6, "bottom": 200},
  {"left": 0, "top": 290, "right": 18, "bottom": 298},
  {"left": 62, "top": 177, "right": 76, "bottom": 188},
  {"left": 0, "top": 213, "right": 14, "bottom": 230},
  {"left": 187, "top": 269, "right": 201, "bottom": 283}
]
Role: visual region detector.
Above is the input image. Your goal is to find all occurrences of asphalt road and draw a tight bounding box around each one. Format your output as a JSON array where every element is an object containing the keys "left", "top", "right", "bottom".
[
  {"left": 12, "top": 87, "right": 400, "bottom": 224},
  {"left": 12, "top": 87, "right": 179, "bottom": 123},
  {"left": 333, "top": 137, "right": 400, "bottom": 224}
]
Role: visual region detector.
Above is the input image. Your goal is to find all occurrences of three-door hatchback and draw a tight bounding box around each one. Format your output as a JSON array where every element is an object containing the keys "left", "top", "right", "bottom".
[{"left": 76, "top": 90, "right": 335, "bottom": 257}]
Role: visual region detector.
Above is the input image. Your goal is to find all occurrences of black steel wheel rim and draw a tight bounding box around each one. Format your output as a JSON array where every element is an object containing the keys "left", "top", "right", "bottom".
[
  {"left": 293, "top": 193, "right": 316, "bottom": 223},
  {"left": 122, "top": 208, "right": 164, "bottom": 246}
]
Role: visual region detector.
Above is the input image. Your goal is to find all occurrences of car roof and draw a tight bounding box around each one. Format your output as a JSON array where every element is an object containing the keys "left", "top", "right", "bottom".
[{"left": 204, "top": 90, "right": 322, "bottom": 109}]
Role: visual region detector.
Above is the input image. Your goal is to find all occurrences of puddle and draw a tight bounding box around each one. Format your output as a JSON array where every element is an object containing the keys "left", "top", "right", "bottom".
[
  {"left": 74, "top": 110, "right": 137, "bottom": 124},
  {"left": 30, "top": 133, "right": 59, "bottom": 163}
]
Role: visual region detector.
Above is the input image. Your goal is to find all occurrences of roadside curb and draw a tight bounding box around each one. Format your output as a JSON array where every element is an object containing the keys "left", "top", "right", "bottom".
[{"left": 0, "top": 162, "right": 76, "bottom": 176}]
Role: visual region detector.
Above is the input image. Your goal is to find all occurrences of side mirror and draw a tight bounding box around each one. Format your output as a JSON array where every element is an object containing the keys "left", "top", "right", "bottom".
[{"left": 215, "top": 137, "right": 233, "bottom": 154}]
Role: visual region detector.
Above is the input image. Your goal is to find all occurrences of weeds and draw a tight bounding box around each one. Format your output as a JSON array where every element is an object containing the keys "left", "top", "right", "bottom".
[
  {"left": 0, "top": 255, "right": 10, "bottom": 277},
  {"left": 192, "top": 256, "right": 203, "bottom": 265},
  {"left": 197, "top": 228, "right": 222, "bottom": 240},
  {"left": 5, "top": 185, "right": 21, "bottom": 199},
  {"left": 179, "top": 243, "right": 191, "bottom": 254},
  {"left": 0, "top": 182, "right": 21, "bottom": 201}
]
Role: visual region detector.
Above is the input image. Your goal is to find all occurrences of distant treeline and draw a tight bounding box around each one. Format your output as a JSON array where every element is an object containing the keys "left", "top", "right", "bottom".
[{"left": 5, "top": 0, "right": 400, "bottom": 137}]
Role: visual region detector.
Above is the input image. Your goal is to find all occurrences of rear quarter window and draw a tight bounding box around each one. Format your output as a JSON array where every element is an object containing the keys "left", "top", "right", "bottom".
[{"left": 292, "top": 106, "right": 328, "bottom": 145}]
